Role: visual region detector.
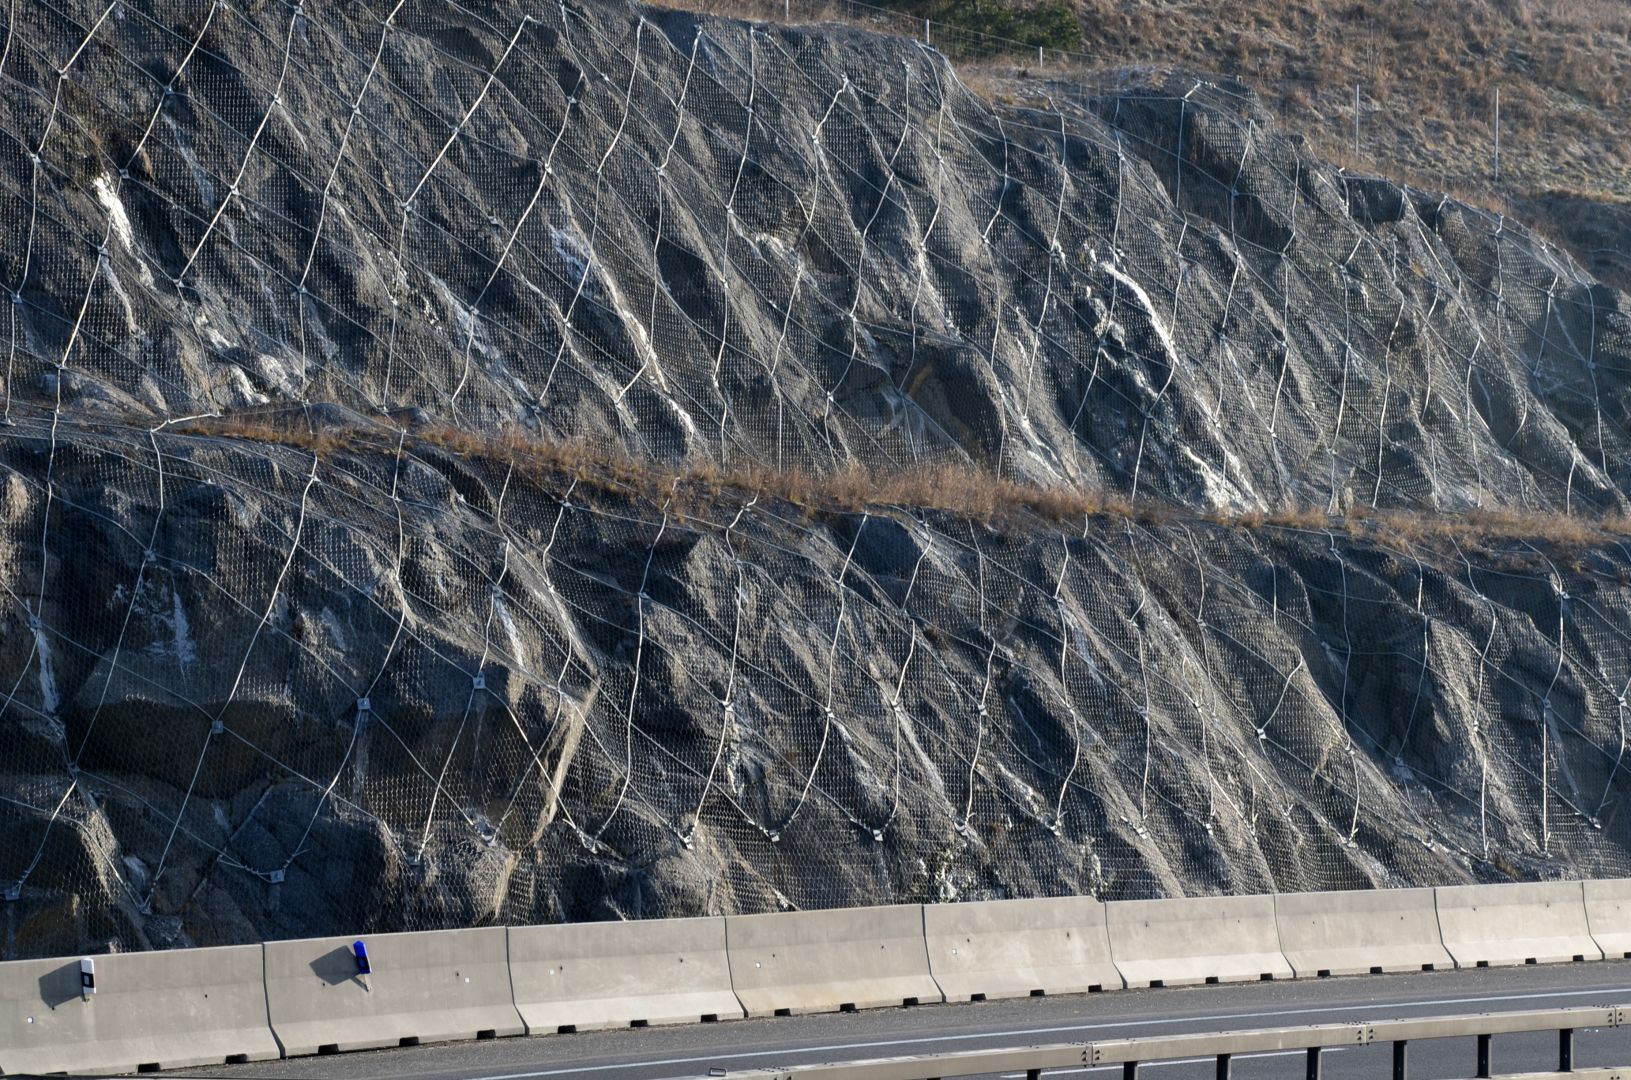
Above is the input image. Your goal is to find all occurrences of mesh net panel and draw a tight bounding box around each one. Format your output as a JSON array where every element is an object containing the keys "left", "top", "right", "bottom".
[{"left": 0, "top": 0, "right": 1628, "bottom": 956}]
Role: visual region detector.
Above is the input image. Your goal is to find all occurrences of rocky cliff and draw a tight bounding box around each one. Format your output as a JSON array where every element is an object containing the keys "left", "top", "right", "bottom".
[{"left": 1, "top": 0, "right": 1629, "bottom": 957}]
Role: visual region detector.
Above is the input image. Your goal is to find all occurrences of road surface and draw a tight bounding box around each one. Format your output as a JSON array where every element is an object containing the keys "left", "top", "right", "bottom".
[{"left": 165, "top": 960, "right": 1631, "bottom": 1080}]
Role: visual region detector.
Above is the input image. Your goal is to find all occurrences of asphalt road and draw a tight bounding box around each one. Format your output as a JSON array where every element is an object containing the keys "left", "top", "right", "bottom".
[{"left": 163, "top": 960, "right": 1631, "bottom": 1080}]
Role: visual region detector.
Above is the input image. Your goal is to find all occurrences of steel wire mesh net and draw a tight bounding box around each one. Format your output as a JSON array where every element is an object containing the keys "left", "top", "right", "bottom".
[{"left": 0, "top": 0, "right": 1628, "bottom": 956}]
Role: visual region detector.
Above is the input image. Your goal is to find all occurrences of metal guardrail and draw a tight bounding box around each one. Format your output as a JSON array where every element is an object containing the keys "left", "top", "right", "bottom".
[{"left": 720, "top": 1004, "right": 1631, "bottom": 1080}]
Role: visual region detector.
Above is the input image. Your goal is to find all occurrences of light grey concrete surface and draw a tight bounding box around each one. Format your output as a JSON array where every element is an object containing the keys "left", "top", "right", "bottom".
[
  {"left": 263, "top": 927, "right": 525, "bottom": 1056},
  {"left": 8, "top": 879, "right": 1629, "bottom": 1076},
  {"left": 1436, "top": 882, "right": 1603, "bottom": 967},
  {"left": 1274, "top": 888, "right": 1452, "bottom": 977},
  {"left": 1586, "top": 880, "right": 1631, "bottom": 960},
  {"left": 0, "top": 944, "right": 279, "bottom": 1075},
  {"left": 508, "top": 917, "right": 744, "bottom": 1032},
  {"left": 162, "top": 959, "right": 1631, "bottom": 1080},
  {"left": 1107, "top": 895, "right": 1294, "bottom": 987},
  {"left": 725, "top": 904, "right": 944, "bottom": 1016},
  {"left": 925, "top": 896, "right": 1124, "bottom": 1001}
]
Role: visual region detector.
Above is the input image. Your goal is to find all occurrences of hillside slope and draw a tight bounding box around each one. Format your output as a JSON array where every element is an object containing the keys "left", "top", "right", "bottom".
[
  {"left": 1068, "top": 0, "right": 1630, "bottom": 203},
  {"left": 680, "top": 0, "right": 1631, "bottom": 289},
  {"left": 1, "top": 0, "right": 1629, "bottom": 956}
]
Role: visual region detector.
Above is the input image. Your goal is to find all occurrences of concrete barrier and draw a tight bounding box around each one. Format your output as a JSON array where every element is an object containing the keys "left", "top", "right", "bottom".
[
  {"left": 263, "top": 926, "right": 524, "bottom": 1055},
  {"left": 1435, "top": 881, "right": 1602, "bottom": 967},
  {"left": 726, "top": 904, "right": 943, "bottom": 1015},
  {"left": 1585, "top": 879, "right": 1631, "bottom": 959},
  {"left": 1106, "top": 894, "right": 1292, "bottom": 987},
  {"left": 924, "top": 896, "right": 1124, "bottom": 1000},
  {"left": 0, "top": 944, "right": 279, "bottom": 1075},
  {"left": 509, "top": 917, "right": 743, "bottom": 1031},
  {"left": 1275, "top": 887, "right": 1452, "bottom": 977}
]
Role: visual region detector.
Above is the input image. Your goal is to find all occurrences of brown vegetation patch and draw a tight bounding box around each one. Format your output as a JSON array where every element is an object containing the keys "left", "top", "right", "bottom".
[{"left": 171, "top": 411, "right": 1631, "bottom": 554}]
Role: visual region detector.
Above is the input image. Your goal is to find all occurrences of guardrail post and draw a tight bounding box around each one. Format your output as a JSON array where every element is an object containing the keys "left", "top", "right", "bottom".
[
  {"left": 1026, "top": 1070, "right": 1042, "bottom": 1080},
  {"left": 1307, "top": 1046, "right": 1322, "bottom": 1080},
  {"left": 1559, "top": 1028, "right": 1575, "bottom": 1072},
  {"left": 1217, "top": 1053, "right": 1232, "bottom": 1080},
  {"left": 1477, "top": 1034, "right": 1493, "bottom": 1079},
  {"left": 1124, "top": 1061, "right": 1139, "bottom": 1080},
  {"left": 1393, "top": 1040, "right": 1408, "bottom": 1080}
]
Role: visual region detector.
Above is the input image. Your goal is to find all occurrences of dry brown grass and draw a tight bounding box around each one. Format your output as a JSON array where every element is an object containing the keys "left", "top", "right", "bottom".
[
  {"left": 174, "top": 411, "right": 1631, "bottom": 554},
  {"left": 184, "top": 411, "right": 1134, "bottom": 523},
  {"left": 1066, "top": 0, "right": 1631, "bottom": 201}
]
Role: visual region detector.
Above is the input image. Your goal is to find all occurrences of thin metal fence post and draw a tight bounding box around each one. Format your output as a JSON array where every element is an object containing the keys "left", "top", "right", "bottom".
[
  {"left": 1306, "top": 1046, "right": 1322, "bottom": 1080},
  {"left": 1217, "top": 1054, "right": 1232, "bottom": 1080},
  {"left": 1394, "top": 1041, "right": 1409, "bottom": 1080},
  {"left": 1477, "top": 1033, "right": 1493, "bottom": 1079},
  {"left": 1560, "top": 1028, "right": 1575, "bottom": 1072}
]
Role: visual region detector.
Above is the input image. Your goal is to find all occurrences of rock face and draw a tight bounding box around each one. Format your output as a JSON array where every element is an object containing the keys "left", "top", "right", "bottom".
[{"left": 1, "top": 0, "right": 1629, "bottom": 956}]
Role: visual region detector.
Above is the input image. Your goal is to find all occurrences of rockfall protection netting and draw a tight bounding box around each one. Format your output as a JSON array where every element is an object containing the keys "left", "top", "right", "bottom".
[{"left": 0, "top": 0, "right": 1629, "bottom": 956}]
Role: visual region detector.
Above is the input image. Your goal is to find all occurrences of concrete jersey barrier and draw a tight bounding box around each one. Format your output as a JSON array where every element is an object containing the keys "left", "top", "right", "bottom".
[
  {"left": 924, "top": 896, "right": 1124, "bottom": 1000},
  {"left": 1435, "top": 881, "right": 1602, "bottom": 967},
  {"left": 1275, "top": 887, "right": 1452, "bottom": 977},
  {"left": 263, "top": 926, "right": 524, "bottom": 1055},
  {"left": 508, "top": 917, "right": 743, "bottom": 1031},
  {"left": 10, "top": 876, "right": 1631, "bottom": 1069},
  {"left": 1107, "top": 894, "right": 1293, "bottom": 987},
  {"left": 1585, "top": 879, "right": 1631, "bottom": 959},
  {"left": 0, "top": 944, "right": 279, "bottom": 1076},
  {"left": 726, "top": 904, "right": 944, "bottom": 1015}
]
